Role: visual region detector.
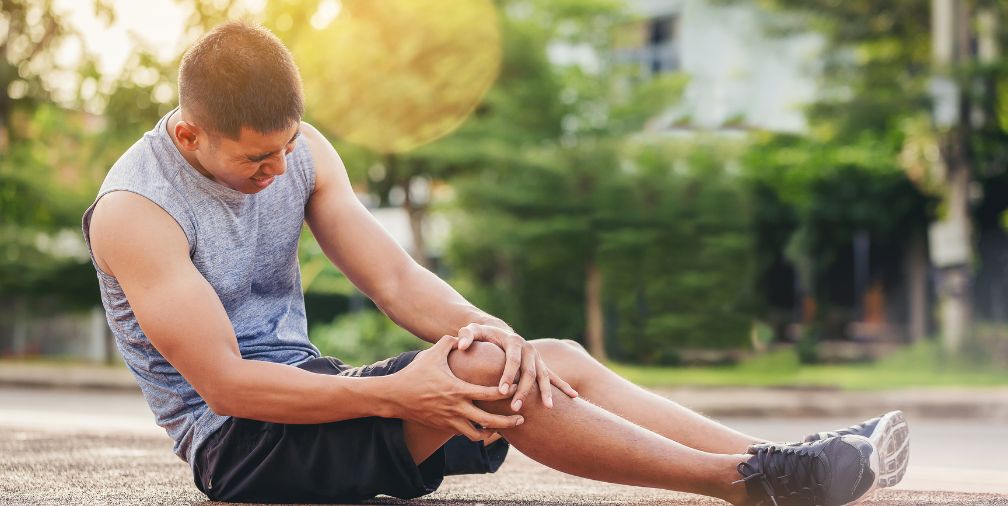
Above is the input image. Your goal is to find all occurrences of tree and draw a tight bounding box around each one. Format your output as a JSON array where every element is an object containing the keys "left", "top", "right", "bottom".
[
  {"left": 740, "top": 0, "right": 1008, "bottom": 351},
  {"left": 441, "top": 0, "right": 757, "bottom": 362},
  {"left": 1, "top": 2, "right": 180, "bottom": 313}
]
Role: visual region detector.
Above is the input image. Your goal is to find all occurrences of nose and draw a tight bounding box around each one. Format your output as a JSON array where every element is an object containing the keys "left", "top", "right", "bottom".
[{"left": 260, "top": 155, "right": 287, "bottom": 178}]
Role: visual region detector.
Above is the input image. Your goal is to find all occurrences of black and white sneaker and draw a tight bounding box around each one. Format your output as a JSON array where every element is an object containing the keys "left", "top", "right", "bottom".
[
  {"left": 735, "top": 435, "right": 880, "bottom": 506},
  {"left": 803, "top": 411, "right": 910, "bottom": 488}
]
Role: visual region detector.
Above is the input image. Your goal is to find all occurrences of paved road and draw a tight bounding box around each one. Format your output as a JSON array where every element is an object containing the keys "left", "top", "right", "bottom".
[{"left": 1, "top": 387, "right": 1006, "bottom": 505}]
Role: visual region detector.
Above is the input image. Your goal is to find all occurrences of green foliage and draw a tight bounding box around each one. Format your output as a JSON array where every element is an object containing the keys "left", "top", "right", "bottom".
[
  {"left": 309, "top": 310, "right": 428, "bottom": 366},
  {"left": 440, "top": 0, "right": 752, "bottom": 362},
  {"left": 0, "top": 0, "right": 175, "bottom": 313},
  {"left": 447, "top": 140, "right": 757, "bottom": 362},
  {"left": 731, "top": 0, "right": 949, "bottom": 333},
  {"left": 599, "top": 142, "right": 755, "bottom": 361}
]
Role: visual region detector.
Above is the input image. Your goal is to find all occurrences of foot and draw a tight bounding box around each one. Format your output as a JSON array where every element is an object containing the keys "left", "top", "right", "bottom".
[
  {"left": 735, "top": 435, "right": 879, "bottom": 506},
  {"left": 802, "top": 411, "right": 910, "bottom": 488}
]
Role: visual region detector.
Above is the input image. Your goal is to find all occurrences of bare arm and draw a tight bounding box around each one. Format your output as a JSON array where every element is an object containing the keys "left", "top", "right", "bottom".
[
  {"left": 301, "top": 122, "right": 510, "bottom": 344},
  {"left": 300, "top": 124, "right": 578, "bottom": 410},
  {"left": 88, "top": 190, "right": 400, "bottom": 424}
]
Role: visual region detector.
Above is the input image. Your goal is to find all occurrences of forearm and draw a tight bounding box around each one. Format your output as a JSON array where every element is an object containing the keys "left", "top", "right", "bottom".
[
  {"left": 208, "top": 357, "right": 398, "bottom": 423},
  {"left": 378, "top": 263, "right": 512, "bottom": 344}
]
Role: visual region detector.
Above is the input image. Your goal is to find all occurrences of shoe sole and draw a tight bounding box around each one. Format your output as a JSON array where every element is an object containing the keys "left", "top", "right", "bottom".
[{"left": 868, "top": 410, "right": 910, "bottom": 488}]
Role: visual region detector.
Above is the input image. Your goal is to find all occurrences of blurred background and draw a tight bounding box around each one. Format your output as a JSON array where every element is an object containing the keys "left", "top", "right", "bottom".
[{"left": 1, "top": 0, "right": 1007, "bottom": 392}]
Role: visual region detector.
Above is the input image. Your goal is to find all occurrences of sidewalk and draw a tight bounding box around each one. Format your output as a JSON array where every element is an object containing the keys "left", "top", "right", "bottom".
[
  {"left": 3, "top": 359, "right": 1008, "bottom": 419},
  {"left": 0, "top": 360, "right": 137, "bottom": 390}
]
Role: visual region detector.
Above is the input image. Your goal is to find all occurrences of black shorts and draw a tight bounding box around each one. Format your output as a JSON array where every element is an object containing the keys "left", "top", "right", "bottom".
[{"left": 192, "top": 350, "right": 510, "bottom": 503}]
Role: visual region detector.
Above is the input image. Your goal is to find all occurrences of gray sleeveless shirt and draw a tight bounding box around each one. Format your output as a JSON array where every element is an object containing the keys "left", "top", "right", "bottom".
[{"left": 80, "top": 107, "right": 321, "bottom": 466}]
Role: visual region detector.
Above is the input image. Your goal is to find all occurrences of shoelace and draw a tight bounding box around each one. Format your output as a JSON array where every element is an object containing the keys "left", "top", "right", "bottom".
[{"left": 733, "top": 442, "right": 826, "bottom": 506}]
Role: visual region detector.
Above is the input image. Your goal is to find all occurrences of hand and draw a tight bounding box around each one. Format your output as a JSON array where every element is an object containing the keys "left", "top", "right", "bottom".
[
  {"left": 389, "top": 336, "right": 525, "bottom": 441},
  {"left": 456, "top": 323, "right": 578, "bottom": 412}
]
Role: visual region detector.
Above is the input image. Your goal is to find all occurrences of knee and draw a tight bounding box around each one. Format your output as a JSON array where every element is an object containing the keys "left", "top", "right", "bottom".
[
  {"left": 447, "top": 341, "right": 507, "bottom": 387},
  {"left": 535, "top": 337, "right": 588, "bottom": 357},
  {"left": 561, "top": 338, "right": 588, "bottom": 354}
]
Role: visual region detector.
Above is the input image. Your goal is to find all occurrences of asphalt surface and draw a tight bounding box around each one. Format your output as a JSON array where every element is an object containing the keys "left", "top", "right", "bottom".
[{"left": 1, "top": 387, "right": 1006, "bottom": 505}]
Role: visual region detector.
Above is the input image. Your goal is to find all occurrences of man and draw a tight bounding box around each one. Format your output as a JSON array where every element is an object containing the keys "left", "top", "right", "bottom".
[{"left": 81, "top": 21, "right": 909, "bottom": 505}]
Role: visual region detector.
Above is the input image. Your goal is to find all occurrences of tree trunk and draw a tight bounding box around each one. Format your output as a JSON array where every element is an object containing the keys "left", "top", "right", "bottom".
[
  {"left": 402, "top": 179, "right": 430, "bottom": 270},
  {"left": 905, "top": 229, "right": 929, "bottom": 342},
  {"left": 936, "top": 164, "right": 973, "bottom": 352},
  {"left": 585, "top": 261, "right": 607, "bottom": 361},
  {"left": 929, "top": 0, "right": 976, "bottom": 352}
]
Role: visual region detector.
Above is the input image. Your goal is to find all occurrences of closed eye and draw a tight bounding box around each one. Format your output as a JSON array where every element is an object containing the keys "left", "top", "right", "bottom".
[{"left": 244, "top": 130, "right": 300, "bottom": 162}]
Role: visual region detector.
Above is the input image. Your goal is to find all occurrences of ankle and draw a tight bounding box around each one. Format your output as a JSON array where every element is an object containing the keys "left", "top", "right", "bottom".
[{"left": 713, "top": 454, "right": 755, "bottom": 506}]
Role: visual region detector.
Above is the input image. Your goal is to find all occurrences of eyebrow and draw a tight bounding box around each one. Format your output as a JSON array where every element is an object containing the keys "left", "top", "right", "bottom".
[{"left": 246, "top": 128, "right": 301, "bottom": 162}]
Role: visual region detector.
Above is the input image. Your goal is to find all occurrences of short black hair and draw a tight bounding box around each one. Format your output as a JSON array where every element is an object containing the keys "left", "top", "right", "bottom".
[{"left": 178, "top": 21, "right": 304, "bottom": 139}]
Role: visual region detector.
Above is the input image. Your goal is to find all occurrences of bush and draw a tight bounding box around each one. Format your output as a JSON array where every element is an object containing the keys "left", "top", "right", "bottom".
[{"left": 309, "top": 310, "right": 427, "bottom": 366}]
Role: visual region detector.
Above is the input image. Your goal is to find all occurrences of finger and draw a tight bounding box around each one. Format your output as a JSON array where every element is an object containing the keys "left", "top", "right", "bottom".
[
  {"left": 457, "top": 324, "right": 477, "bottom": 350},
  {"left": 536, "top": 356, "right": 553, "bottom": 408},
  {"left": 498, "top": 342, "right": 523, "bottom": 395},
  {"left": 457, "top": 419, "right": 495, "bottom": 443},
  {"left": 549, "top": 372, "right": 579, "bottom": 399},
  {"left": 433, "top": 335, "right": 459, "bottom": 356},
  {"left": 462, "top": 404, "right": 524, "bottom": 430},
  {"left": 511, "top": 347, "right": 537, "bottom": 411},
  {"left": 462, "top": 381, "right": 513, "bottom": 402},
  {"left": 455, "top": 420, "right": 488, "bottom": 442}
]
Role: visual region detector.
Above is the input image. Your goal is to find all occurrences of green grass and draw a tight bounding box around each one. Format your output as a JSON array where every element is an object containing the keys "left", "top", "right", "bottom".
[{"left": 607, "top": 341, "right": 1008, "bottom": 390}]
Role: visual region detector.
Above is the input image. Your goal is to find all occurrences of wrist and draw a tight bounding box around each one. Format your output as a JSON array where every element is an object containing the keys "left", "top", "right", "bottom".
[{"left": 368, "top": 374, "right": 404, "bottom": 419}]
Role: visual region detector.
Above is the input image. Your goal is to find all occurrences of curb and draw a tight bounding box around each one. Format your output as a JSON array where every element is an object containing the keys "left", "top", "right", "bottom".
[{"left": 654, "top": 386, "right": 1008, "bottom": 420}]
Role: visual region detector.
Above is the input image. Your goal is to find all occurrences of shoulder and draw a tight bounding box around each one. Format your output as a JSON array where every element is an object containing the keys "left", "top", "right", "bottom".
[
  {"left": 88, "top": 190, "right": 190, "bottom": 277},
  {"left": 299, "top": 121, "right": 349, "bottom": 198}
]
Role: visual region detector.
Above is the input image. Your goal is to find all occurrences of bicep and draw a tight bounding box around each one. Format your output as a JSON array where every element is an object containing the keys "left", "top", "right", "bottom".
[
  {"left": 302, "top": 124, "right": 416, "bottom": 304},
  {"left": 89, "top": 192, "right": 241, "bottom": 405}
]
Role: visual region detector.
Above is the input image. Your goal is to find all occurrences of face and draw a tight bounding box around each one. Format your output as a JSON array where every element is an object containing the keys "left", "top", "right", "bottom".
[{"left": 176, "top": 118, "right": 301, "bottom": 194}]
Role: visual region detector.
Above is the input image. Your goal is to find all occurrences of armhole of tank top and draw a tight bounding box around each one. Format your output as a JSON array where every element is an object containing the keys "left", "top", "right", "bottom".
[
  {"left": 83, "top": 188, "right": 197, "bottom": 278},
  {"left": 295, "top": 134, "right": 316, "bottom": 204},
  {"left": 167, "top": 169, "right": 200, "bottom": 257}
]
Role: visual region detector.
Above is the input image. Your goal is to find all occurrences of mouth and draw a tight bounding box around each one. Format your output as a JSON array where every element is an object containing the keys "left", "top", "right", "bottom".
[{"left": 251, "top": 175, "right": 276, "bottom": 188}]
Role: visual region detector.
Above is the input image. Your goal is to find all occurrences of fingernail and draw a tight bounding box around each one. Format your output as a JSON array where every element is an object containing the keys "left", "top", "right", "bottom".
[
  {"left": 512, "top": 399, "right": 522, "bottom": 411},
  {"left": 546, "top": 398, "right": 553, "bottom": 408},
  {"left": 499, "top": 383, "right": 508, "bottom": 395},
  {"left": 516, "top": 417, "right": 524, "bottom": 425}
]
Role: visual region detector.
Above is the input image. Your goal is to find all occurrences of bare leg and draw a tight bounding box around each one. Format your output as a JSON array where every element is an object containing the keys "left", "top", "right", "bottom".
[
  {"left": 530, "top": 338, "right": 766, "bottom": 454},
  {"left": 402, "top": 342, "right": 752, "bottom": 505}
]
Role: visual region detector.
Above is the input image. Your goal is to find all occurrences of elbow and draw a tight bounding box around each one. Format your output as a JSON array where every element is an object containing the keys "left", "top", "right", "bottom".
[
  {"left": 199, "top": 369, "right": 245, "bottom": 417},
  {"left": 202, "top": 384, "right": 237, "bottom": 417},
  {"left": 205, "top": 393, "right": 236, "bottom": 417}
]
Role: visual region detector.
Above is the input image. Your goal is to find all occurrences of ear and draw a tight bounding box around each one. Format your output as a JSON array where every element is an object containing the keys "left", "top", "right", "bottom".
[{"left": 173, "top": 121, "right": 203, "bottom": 152}]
